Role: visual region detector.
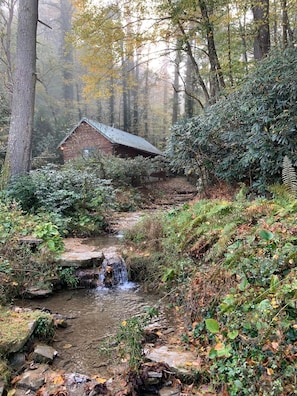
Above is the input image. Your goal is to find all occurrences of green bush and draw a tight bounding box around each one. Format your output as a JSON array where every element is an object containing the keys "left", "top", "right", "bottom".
[
  {"left": 57, "top": 266, "right": 79, "bottom": 288},
  {"left": 167, "top": 47, "right": 297, "bottom": 193},
  {"left": 72, "top": 154, "right": 169, "bottom": 187},
  {"left": 6, "top": 164, "right": 115, "bottom": 236},
  {"left": 0, "top": 200, "right": 63, "bottom": 304}
]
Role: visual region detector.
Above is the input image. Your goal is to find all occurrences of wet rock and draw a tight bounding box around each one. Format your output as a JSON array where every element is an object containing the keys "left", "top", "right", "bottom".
[
  {"left": 76, "top": 268, "right": 100, "bottom": 288},
  {"left": 53, "top": 314, "right": 68, "bottom": 328},
  {"left": 59, "top": 251, "right": 104, "bottom": 268},
  {"left": 159, "top": 386, "right": 181, "bottom": 396},
  {"left": 23, "top": 286, "right": 53, "bottom": 299},
  {"left": 32, "top": 344, "right": 58, "bottom": 364},
  {"left": 145, "top": 371, "right": 163, "bottom": 385},
  {"left": 145, "top": 345, "right": 198, "bottom": 378},
  {"left": 15, "top": 364, "right": 48, "bottom": 391},
  {"left": 9, "top": 352, "right": 26, "bottom": 370}
]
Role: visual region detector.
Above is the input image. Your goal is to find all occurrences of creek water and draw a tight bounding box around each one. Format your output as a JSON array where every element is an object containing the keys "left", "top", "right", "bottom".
[{"left": 17, "top": 235, "right": 162, "bottom": 377}]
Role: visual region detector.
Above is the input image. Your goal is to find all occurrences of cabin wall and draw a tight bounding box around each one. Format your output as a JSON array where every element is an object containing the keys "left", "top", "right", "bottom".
[
  {"left": 113, "top": 145, "right": 153, "bottom": 158},
  {"left": 60, "top": 122, "right": 113, "bottom": 162}
]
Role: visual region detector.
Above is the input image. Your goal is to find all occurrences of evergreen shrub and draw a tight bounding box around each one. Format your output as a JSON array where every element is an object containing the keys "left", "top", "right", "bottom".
[
  {"left": 167, "top": 47, "right": 297, "bottom": 192},
  {"left": 7, "top": 164, "right": 115, "bottom": 236}
]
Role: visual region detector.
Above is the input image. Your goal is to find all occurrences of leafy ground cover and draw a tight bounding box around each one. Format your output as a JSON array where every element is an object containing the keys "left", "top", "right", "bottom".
[
  {"left": 125, "top": 187, "right": 297, "bottom": 395},
  {"left": 0, "top": 200, "right": 64, "bottom": 304}
]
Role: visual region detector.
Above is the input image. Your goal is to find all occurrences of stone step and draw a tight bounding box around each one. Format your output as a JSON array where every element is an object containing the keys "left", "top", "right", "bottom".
[{"left": 58, "top": 251, "right": 104, "bottom": 268}]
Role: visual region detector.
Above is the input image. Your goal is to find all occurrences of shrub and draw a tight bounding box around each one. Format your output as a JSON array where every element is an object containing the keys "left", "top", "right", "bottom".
[
  {"left": 6, "top": 164, "right": 115, "bottom": 236},
  {"left": 71, "top": 154, "right": 169, "bottom": 187},
  {"left": 0, "top": 200, "right": 63, "bottom": 304},
  {"left": 167, "top": 47, "right": 297, "bottom": 193}
]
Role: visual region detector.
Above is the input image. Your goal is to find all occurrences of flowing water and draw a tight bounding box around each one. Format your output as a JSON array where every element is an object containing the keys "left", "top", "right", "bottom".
[
  {"left": 17, "top": 235, "right": 161, "bottom": 377},
  {"left": 18, "top": 287, "right": 160, "bottom": 376}
]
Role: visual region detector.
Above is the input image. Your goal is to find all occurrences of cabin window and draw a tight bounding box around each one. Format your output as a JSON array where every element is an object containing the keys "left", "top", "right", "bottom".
[{"left": 81, "top": 148, "right": 96, "bottom": 159}]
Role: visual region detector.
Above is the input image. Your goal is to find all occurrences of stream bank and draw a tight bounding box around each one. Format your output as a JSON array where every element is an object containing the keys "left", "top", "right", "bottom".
[{"left": 1, "top": 178, "right": 203, "bottom": 396}]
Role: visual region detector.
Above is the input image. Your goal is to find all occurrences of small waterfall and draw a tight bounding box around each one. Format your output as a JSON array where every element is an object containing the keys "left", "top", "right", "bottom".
[{"left": 100, "top": 253, "right": 128, "bottom": 288}]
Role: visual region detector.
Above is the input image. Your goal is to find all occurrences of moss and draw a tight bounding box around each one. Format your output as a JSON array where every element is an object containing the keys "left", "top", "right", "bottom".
[{"left": 0, "top": 306, "right": 53, "bottom": 355}]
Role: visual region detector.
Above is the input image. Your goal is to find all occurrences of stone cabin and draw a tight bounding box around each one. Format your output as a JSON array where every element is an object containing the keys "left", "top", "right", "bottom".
[{"left": 58, "top": 117, "right": 163, "bottom": 162}]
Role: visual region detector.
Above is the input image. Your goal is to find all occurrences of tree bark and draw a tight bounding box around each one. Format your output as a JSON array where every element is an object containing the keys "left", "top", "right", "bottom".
[
  {"left": 0, "top": 0, "right": 18, "bottom": 100},
  {"left": 4, "top": 0, "right": 38, "bottom": 178},
  {"left": 198, "top": 0, "right": 225, "bottom": 99},
  {"left": 252, "top": 0, "right": 270, "bottom": 60},
  {"left": 60, "top": 0, "right": 74, "bottom": 106},
  {"left": 172, "top": 47, "right": 181, "bottom": 124},
  {"left": 184, "top": 52, "right": 195, "bottom": 118}
]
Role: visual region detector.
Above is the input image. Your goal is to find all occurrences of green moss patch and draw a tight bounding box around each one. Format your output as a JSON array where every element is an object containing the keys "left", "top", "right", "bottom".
[{"left": 0, "top": 306, "right": 52, "bottom": 355}]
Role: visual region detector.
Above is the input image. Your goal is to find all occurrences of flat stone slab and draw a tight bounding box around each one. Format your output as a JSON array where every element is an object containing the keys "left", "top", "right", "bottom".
[
  {"left": 33, "top": 344, "right": 58, "bottom": 363},
  {"left": 23, "top": 286, "right": 53, "bottom": 299},
  {"left": 59, "top": 251, "right": 104, "bottom": 268},
  {"left": 0, "top": 319, "right": 36, "bottom": 355},
  {"left": 16, "top": 364, "right": 49, "bottom": 391},
  {"left": 159, "top": 386, "right": 181, "bottom": 396},
  {"left": 146, "top": 345, "right": 199, "bottom": 377}
]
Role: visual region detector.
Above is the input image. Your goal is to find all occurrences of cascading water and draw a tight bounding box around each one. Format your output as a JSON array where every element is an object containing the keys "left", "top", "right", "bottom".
[
  {"left": 100, "top": 253, "right": 128, "bottom": 287},
  {"left": 16, "top": 235, "right": 161, "bottom": 376}
]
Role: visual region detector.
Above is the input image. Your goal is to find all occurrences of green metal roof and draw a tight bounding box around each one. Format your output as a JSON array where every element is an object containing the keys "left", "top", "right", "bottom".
[{"left": 59, "top": 117, "right": 163, "bottom": 156}]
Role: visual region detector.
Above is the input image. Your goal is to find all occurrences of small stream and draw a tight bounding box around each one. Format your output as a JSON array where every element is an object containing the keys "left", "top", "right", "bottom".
[{"left": 17, "top": 235, "right": 162, "bottom": 377}]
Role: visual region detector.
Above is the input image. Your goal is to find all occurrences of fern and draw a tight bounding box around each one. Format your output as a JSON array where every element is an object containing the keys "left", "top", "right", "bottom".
[{"left": 282, "top": 156, "right": 297, "bottom": 197}]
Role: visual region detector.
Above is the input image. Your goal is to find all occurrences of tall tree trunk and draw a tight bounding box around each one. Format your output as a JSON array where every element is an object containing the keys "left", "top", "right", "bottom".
[
  {"left": 109, "top": 76, "right": 115, "bottom": 126},
  {"left": 0, "top": 0, "right": 17, "bottom": 101},
  {"left": 122, "top": 67, "right": 129, "bottom": 131},
  {"left": 280, "top": 0, "right": 293, "bottom": 46},
  {"left": 4, "top": 0, "right": 38, "bottom": 179},
  {"left": 239, "top": 15, "right": 249, "bottom": 75},
  {"left": 143, "top": 62, "right": 149, "bottom": 139},
  {"left": 167, "top": 0, "right": 209, "bottom": 106},
  {"left": 198, "top": 0, "right": 225, "bottom": 99},
  {"left": 184, "top": 52, "right": 194, "bottom": 118},
  {"left": 227, "top": 4, "right": 234, "bottom": 86},
  {"left": 252, "top": 0, "right": 270, "bottom": 60},
  {"left": 132, "top": 51, "right": 139, "bottom": 134},
  {"left": 172, "top": 48, "right": 181, "bottom": 125},
  {"left": 60, "top": 0, "right": 74, "bottom": 107}
]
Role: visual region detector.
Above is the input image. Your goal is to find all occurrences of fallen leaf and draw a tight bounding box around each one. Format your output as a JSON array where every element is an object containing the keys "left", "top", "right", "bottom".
[
  {"left": 267, "top": 367, "right": 274, "bottom": 375},
  {"left": 62, "top": 343, "right": 72, "bottom": 349},
  {"left": 271, "top": 342, "right": 279, "bottom": 351},
  {"left": 192, "top": 356, "right": 202, "bottom": 369},
  {"left": 214, "top": 342, "right": 224, "bottom": 351},
  {"left": 53, "top": 374, "right": 65, "bottom": 385},
  {"left": 11, "top": 376, "right": 21, "bottom": 385},
  {"left": 94, "top": 376, "right": 107, "bottom": 384}
]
